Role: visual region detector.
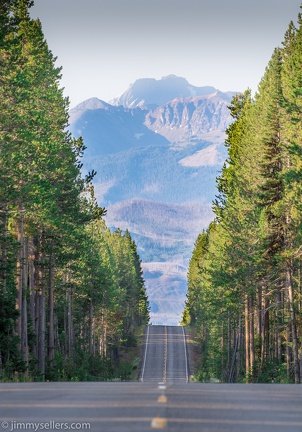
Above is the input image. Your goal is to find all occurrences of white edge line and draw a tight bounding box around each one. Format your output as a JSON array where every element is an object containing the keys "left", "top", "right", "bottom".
[
  {"left": 182, "top": 326, "right": 189, "bottom": 383},
  {"left": 164, "top": 326, "right": 168, "bottom": 384},
  {"left": 140, "top": 325, "right": 150, "bottom": 382}
]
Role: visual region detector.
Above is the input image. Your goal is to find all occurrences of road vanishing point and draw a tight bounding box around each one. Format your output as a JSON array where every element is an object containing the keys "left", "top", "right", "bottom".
[{"left": 1, "top": 325, "right": 302, "bottom": 432}]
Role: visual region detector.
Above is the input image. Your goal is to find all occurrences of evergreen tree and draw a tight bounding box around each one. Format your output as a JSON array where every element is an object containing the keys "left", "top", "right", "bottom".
[
  {"left": 0, "top": 0, "right": 149, "bottom": 381},
  {"left": 185, "top": 8, "right": 302, "bottom": 383}
]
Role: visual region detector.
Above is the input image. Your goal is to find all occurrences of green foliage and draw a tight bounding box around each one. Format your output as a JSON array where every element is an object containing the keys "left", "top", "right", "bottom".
[
  {"left": 0, "top": 292, "right": 26, "bottom": 378},
  {"left": 0, "top": 1, "right": 149, "bottom": 382},
  {"left": 185, "top": 7, "right": 302, "bottom": 384},
  {"left": 45, "top": 352, "right": 115, "bottom": 382}
]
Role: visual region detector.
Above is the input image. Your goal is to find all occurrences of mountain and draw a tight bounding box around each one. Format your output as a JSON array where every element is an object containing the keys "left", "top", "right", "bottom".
[
  {"left": 69, "top": 91, "right": 234, "bottom": 157},
  {"left": 110, "top": 75, "right": 218, "bottom": 109},
  {"left": 68, "top": 76, "right": 236, "bottom": 325},
  {"left": 69, "top": 98, "right": 168, "bottom": 157},
  {"left": 145, "top": 92, "right": 234, "bottom": 144}
]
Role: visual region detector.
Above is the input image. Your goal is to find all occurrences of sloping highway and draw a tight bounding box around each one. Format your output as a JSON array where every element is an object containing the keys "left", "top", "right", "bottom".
[
  {"left": 140, "top": 325, "right": 188, "bottom": 383},
  {"left": 1, "top": 325, "right": 302, "bottom": 431}
]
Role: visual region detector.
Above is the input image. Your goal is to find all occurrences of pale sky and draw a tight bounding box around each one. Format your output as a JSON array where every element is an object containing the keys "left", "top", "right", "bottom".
[{"left": 30, "top": 0, "right": 301, "bottom": 108}]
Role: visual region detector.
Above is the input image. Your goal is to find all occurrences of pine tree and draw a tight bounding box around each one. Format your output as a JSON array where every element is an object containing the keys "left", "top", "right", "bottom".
[
  {"left": 280, "top": 15, "right": 302, "bottom": 383},
  {"left": 185, "top": 8, "right": 302, "bottom": 383}
]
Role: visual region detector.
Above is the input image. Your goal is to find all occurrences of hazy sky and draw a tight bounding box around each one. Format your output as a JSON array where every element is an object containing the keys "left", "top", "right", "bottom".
[{"left": 30, "top": 0, "right": 301, "bottom": 108}]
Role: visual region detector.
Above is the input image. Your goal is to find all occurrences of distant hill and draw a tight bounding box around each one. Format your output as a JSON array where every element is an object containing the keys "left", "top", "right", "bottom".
[
  {"left": 69, "top": 76, "right": 237, "bottom": 324},
  {"left": 104, "top": 198, "right": 213, "bottom": 325},
  {"left": 82, "top": 143, "right": 225, "bottom": 205},
  {"left": 104, "top": 198, "right": 214, "bottom": 259}
]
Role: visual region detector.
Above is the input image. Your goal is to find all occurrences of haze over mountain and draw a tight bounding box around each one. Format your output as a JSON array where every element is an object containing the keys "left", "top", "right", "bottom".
[
  {"left": 69, "top": 98, "right": 169, "bottom": 157},
  {"left": 69, "top": 75, "right": 236, "bottom": 324},
  {"left": 110, "top": 74, "right": 218, "bottom": 109}
]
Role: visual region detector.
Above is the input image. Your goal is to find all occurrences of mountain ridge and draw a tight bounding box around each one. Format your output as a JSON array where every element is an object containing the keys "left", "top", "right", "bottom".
[
  {"left": 69, "top": 101, "right": 169, "bottom": 157},
  {"left": 109, "top": 75, "right": 219, "bottom": 109},
  {"left": 69, "top": 86, "right": 234, "bottom": 156}
]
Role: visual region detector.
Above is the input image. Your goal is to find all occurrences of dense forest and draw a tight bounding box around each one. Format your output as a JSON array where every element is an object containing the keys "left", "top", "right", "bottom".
[
  {"left": 183, "top": 10, "right": 302, "bottom": 383},
  {"left": 0, "top": 0, "right": 149, "bottom": 381}
]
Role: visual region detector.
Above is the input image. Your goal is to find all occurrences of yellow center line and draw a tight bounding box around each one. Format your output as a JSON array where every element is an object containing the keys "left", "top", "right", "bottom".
[
  {"left": 157, "top": 395, "right": 168, "bottom": 403},
  {"left": 151, "top": 417, "right": 168, "bottom": 429}
]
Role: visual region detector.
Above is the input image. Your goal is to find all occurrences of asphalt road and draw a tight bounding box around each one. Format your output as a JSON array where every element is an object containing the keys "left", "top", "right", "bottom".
[
  {"left": 1, "top": 325, "right": 302, "bottom": 432},
  {"left": 140, "top": 325, "right": 188, "bottom": 383}
]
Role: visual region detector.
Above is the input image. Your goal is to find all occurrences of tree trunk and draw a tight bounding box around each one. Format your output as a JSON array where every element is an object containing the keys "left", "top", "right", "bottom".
[
  {"left": 257, "top": 285, "right": 262, "bottom": 348},
  {"left": 89, "top": 299, "right": 93, "bottom": 356},
  {"left": 54, "top": 312, "right": 60, "bottom": 353},
  {"left": 38, "top": 249, "right": 46, "bottom": 379},
  {"left": 103, "top": 313, "right": 107, "bottom": 357},
  {"left": 21, "top": 237, "right": 29, "bottom": 366},
  {"left": 229, "top": 318, "right": 241, "bottom": 383},
  {"left": 21, "top": 292, "right": 28, "bottom": 367},
  {"left": 249, "top": 296, "right": 255, "bottom": 380},
  {"left": 286, "top": 259, "right": 300, "bottom": 383},
  {"left": 28, "top": 237, "right": 35, "bottom": 334},
  {"left": 245, "top": 296, "right": 250, "bottom": 378},
  {"left": 1, "top": 205, "right": 8, "bottom": 293},
  {"left": 260, "top": 288, "right": 267, "bottom": 369},
  {"left": 227, "top": 312, "right": 231, "bottom": 372},
  {"left": 67, "top": 283, "right": 74, "bottom": 356},
  {"left": 48, "top": 249, "right": 55, "bottom": 363},
  {"left": 286, "top": 323, "right": 291, "bottom": 378},
  {"left": 276, "top": 283, "right": 282, "bottom": 362},
  {"left": 16, "top": 206, "right": 24, "bottom": 351}
]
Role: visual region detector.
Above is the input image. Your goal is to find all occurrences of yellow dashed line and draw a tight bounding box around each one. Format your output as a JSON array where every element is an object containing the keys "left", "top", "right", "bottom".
[
  {"left": 151, "top": 417, "right": 168, "bottom": 429},
  {"left": 157, "top": 395, "right": 167, "bottom": 403}
]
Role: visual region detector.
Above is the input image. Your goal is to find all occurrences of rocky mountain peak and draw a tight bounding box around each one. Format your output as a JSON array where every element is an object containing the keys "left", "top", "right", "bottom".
[
  {"left": 144, "top": 92, "right": 235, "bottom": 144},
  {"left": 109, "top": 75, "right": 218, "bottom": 109},
  {"left": 69, "top": 97, "right": 114, "bottom": 124},
  {"left": 71, "top": 97, "right": 111, "bottom": 111}
]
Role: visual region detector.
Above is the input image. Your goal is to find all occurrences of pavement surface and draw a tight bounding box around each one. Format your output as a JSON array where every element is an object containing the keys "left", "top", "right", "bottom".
[
  {"left": 1, "top": 325, "right": 302, "bottom": 432},
  {"left": 140, "top": 325, "right": 188, "bottom": 383}
]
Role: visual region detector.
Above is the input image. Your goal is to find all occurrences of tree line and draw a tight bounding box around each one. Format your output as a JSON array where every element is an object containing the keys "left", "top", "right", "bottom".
[
  {"left": 183, "top": 9, "right": 302, "bottom": 383},
  {"left": 0, "top": 0, "right": 149, "bottom": 381}
]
